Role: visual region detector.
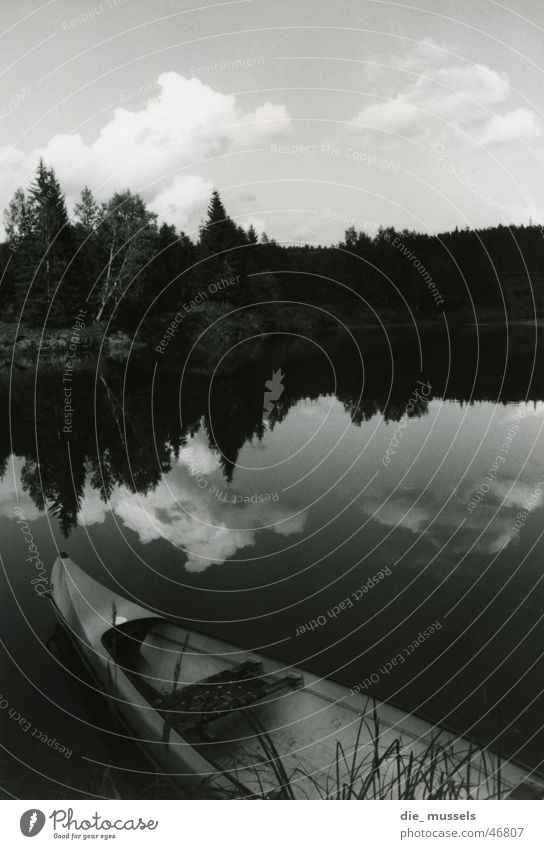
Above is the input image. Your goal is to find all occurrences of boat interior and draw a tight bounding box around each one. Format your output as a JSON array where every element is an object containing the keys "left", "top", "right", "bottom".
[{"left": 100, "top": 617, "right": 513, "bottom": 799}]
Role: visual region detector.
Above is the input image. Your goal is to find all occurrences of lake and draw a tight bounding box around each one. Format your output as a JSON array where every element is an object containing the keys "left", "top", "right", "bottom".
[{"left": 1, "top": 325, "right": 544, "bottom": 796}]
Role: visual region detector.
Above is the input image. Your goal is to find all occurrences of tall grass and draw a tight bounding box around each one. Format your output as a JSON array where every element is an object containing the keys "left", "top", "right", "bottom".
[
  {"left": 161, "top": 632, "right": 190, "bottom": 758},
  {"left": 3, "top": 709, "right": 518, "bottom": 800},
  {"left": 105, "top": 601, "right": 118, "bottom": 692},
  {"left": 211, "top": 707, "right": 507, "bottom": 800}
]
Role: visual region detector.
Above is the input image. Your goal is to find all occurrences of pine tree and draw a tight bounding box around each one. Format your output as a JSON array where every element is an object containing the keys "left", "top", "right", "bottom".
[
  {"left": 198, "top": 190, "right": 243, "bottom": 255},
  {"left": 0, "top": 189, "right": 31, "bottom": 316},
  {"left": 72, "top": 186, "right": 106, "bottom": 314},
  {"left": 196, "top": 190, "right": 249, "bottom": 301},
  {"left": 247, "top": 224, "right": 258, "bottom": 244},
  {"left": 21, "top": 160, "right": 72, "bottom": 319}
]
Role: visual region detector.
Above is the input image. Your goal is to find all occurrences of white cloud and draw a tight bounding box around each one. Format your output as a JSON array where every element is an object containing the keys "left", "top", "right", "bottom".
[
  {"left": 487, "top": 477, "right": 544, "bottom": 511},
  {"left": 351, "top": 41, "right": 541, "bottom": 148},
  {"left": 78, "top": 433, "right": 306, "bottom": 572},
  {"left": 0, "top": 71, "right": 291, "bottom": 231},
  {"left": 110, "top": 468, "right": 306, "bottom": 572},
  {"left": 369, "top": 500, "right": 430, "bottom": 534},
  {"left": 241, "top": 216, "right": 267, "bottom": 236},
  {"left": 112, "top": 484, "right": 255, "bottom": 571},
  {"left": 229, "top": 101, "right": 291, "bottom": 144},
  {"left": 353, "top": 61, "right": 510, "bottom": 135},
  {"left": 176, "top": 437, "right": 222, "bottom": 475},
  {"left": 78, "top": 483, "right": 110, "bottom": 526},
  {"left": 149, "top": 175, "right": 213, "bottom": 230},
  {"left": 291, "top": 222, "right": 323, "bottom": 244},
  {"left": 473, "top": 108, "right": 542, "bottom": 146}
]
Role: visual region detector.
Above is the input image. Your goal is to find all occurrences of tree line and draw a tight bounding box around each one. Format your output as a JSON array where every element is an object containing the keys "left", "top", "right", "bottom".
[{"left": 1, "top": 160, "right": 543, "bottom": 333}]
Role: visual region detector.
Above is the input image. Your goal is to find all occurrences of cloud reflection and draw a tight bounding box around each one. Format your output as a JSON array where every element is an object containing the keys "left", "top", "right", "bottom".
[{"left": 79, "top": 436, "right": 306, "bottom": 572}]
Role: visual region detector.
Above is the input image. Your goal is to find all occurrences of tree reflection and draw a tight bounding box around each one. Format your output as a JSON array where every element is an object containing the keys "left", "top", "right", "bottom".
[{"left": 1, "top": 325, "right": 542, "bottom": 536}]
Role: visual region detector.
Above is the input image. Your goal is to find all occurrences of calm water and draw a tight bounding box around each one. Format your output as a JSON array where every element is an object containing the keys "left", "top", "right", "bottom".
[{"left": 2, "top": 326, "right": 544, "bottom": 796}]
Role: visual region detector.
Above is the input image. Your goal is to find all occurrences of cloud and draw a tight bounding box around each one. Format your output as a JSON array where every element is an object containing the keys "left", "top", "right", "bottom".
[
  {"left": 350, "top": 41, "right": 541, "bottom": 147},
  {"left": 368, "top": 500, "right": 430, "bottom": 534},
  {"left": 242, "top": 216, "right": 267, "bottom": 236},
  {"left": 112, "top": 484, "right": 254, "bottom": 571},
  {"left": 472, "top": 108, "right": 542, "bottom": 146},
  {"left": 0, "top": 71, "right": 291, "bottom": 231},
  {"left": 78, "top": 483, "right": 111, "bottom": 526},
  {"left": 486, "top": 477, "right": 544, "bottom": 512},
  {"left": 177, "top": 437, "right": 221, "bottom": 475},
  {"left": 359, "top": 398, "right": 544, "bottom": 559},
  {"left": 291, "top": 222, "right": 323, "bottom": 244},
  {"left": 111, "top": 469, "right": 306, "bottom": 572},
  {"left": 229, "top": 101, "right": 291, "bottom": 144},
  {"left": 149, "top": 175, "right": 213, "bottom": 229},
  {"left": 79, "top": 435, "right": 306, "bottom": 572},
  {"left": 361, "top": 486, "right": 524, "bottom": 559},
  {"left": 353, "top": 61, "right": 509, "bottom": 135}
]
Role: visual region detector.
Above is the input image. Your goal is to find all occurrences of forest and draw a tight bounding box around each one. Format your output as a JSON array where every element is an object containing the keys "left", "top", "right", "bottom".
[{"left": 1, "top": 160, "right": 543, "bottom": 349}]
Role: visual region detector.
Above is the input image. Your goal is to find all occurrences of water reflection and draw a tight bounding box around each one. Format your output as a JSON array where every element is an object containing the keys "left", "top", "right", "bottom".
[
  {"left": 79, "top": 443, "right": 307, "bottom": 572},
  {"left": 1, "top": 328, "right": 544, "bottom": 571},
  {"left": 3, "top": 327, "right": 544, "bottom": 772}
]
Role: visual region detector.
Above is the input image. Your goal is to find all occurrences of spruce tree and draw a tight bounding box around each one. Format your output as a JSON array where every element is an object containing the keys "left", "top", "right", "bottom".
[
  {"left": 198, "top": 190, "right": 243, "bottom": 255},
  {"left": 73, "top": 186, "right": 105, "bottom": 315},
  {"left": 1, "top": 188, "right": 31, "bottom": 317},
  {"left": 20, "top": 160, "right": 73, "bottom": 322},
  {"left": 197, "top": 190, "right": 247, "bottom": 298}
]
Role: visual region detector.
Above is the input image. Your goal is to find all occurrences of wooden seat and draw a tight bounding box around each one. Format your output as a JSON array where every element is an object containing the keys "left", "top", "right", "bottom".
[{"left": 154, "top": 659, "right": 303, "bottom": 734}]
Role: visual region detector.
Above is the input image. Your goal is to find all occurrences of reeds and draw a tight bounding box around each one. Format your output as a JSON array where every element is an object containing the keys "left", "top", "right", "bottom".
[
  {"left": 161, "top": 632, "right": 190, "bottom": 758},
  {"left": 2, "top": 708, "right": 513, "bottom": 800},
  {"left": 209, "top": 706, "right": 506, "bottom": 801}
]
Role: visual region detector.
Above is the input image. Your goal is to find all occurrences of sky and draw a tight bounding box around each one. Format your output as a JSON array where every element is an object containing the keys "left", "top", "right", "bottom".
[{"left": 1, "top": 0, "right": 544, "bottom": 244}]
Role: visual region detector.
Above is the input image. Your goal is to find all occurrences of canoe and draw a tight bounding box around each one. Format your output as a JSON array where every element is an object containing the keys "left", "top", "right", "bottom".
[{"left": 49, "top": 554, "right": 543, "bottom": 799}]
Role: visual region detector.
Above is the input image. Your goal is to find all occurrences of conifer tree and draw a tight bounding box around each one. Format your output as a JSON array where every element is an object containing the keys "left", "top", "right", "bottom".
[
  {"left": 27, "top": 160, "right": 70, "bottom": 299},
  {"left": 247, "top": 224, "right": 258, "bottom": 244},
  {"left": 6, "top": 162, "right": 73, "bottom": 322},
  {"left": 197, "top": 190, "right": 248, "bottom": 299},
  {"left": 27, "top": 161, "right": 72, "bottom": 316},
  {"left": 198, "top": 190, "right": 243, "bottom": 255},
  {"left": 72, "top": 186, "right": 105, "bottom": 313}
]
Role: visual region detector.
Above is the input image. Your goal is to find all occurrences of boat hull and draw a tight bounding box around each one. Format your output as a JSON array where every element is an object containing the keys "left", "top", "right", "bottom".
[{"left": 49, "top": 555, "right": 543, "bottom": 799}]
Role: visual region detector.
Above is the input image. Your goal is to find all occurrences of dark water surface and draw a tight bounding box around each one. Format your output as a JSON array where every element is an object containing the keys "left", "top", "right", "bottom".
[{"left": 2, "top": 325, "right": 544, "bottom": 796}]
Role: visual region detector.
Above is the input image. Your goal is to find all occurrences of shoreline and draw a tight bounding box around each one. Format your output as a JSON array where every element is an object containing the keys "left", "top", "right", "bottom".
[{"left": 0, "top": 315, "right": 541, "bottom": 370}]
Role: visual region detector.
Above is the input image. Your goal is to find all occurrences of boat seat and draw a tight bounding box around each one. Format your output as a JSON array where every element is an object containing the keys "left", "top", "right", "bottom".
[{"left": 154, "top": 659, "right": 303, "bottom": 735}]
